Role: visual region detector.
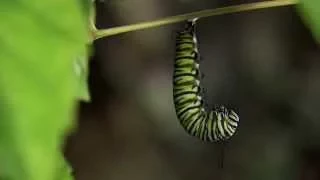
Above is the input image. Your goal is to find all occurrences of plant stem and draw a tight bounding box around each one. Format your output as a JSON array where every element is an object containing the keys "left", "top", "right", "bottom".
[
  {"left": 88, "top": 0, "right": 97, "bottom": 43},
  {"left": 93, "top": 0, "right": 298, "bottom": 40}
]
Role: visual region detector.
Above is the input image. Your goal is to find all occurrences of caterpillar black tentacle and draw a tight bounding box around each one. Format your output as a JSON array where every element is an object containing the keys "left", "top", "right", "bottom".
[{"left": 173, "top": 18, "right": 239, "bottom": 142}]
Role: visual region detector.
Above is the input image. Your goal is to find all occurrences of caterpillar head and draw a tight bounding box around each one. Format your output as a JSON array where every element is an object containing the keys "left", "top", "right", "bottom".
[{"left": 215, "top": 106, "right": 240, "bottom": 141}]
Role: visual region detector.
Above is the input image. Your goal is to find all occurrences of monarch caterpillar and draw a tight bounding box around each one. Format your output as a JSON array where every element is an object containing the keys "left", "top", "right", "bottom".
[{"left": 173, "top": 18, "right": 239, "bottom": 142}]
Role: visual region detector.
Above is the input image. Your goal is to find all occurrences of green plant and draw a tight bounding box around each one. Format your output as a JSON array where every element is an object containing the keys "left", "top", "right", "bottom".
[{"left": 0, "top": 0, "right": 318, "bottom": 180}]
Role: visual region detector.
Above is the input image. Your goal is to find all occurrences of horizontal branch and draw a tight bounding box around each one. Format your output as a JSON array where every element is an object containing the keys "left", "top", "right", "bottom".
[{"left": 93, "top": 0, "right": 298, "bottom": 40}]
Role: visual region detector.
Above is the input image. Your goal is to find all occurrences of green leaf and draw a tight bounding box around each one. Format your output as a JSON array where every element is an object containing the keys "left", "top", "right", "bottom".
[
  {"left": 74, "top": 51, "right": 90, "bottom": 102},
  {"left": 0, "top": 1, "right": 87, "bottom": 180},
  {"left": 75, "top": 0, "right": 92, "bottom": 102},
  {"left": 297, "top": 0, "right": 320, "bottom": 42},
  {"left": 54, "top": 153, "right": 73, "bottom": 180},
  {"left": 78, "top": 0, "right": 92, "bottom": 19}
]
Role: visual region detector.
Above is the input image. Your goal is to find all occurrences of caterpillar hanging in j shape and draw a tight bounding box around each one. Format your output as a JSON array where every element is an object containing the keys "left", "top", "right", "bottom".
[{"left": 173, "top": 18, "right": 240, "bottom": 142}]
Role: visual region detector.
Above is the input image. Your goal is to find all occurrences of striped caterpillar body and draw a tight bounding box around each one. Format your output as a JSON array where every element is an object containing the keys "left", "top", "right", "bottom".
[{"left": 173, "top": 19, "right": 239, "bottom": 142}]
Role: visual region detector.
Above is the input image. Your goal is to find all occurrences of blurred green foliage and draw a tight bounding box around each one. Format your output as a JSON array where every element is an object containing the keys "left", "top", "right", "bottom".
[
  {"left": 0, "top": 0, "right": 88, "bottom": 180},
  {"left": 74, "top": 53, "right": 90, "bottom": 102},
  {"left": 298, "top": 0, "right": 320, "bottom": 42},
  {"left": 75, "top": 0, "right": 92, "bottom": 102},
  {"left": 0, "top": 0, "right": 318, "bottom": 180}
]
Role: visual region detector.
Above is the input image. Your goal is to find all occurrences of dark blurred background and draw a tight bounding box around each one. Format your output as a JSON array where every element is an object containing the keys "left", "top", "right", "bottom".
[{"left": 64, "top": 0, "right": 320, "bottom": 180}]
